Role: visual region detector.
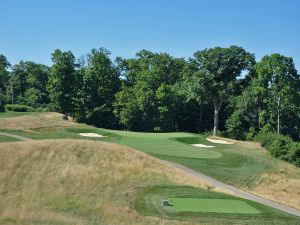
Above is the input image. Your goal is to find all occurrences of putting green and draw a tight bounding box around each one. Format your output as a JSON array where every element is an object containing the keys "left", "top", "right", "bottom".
[{"left": 168, "top": 198, "right": 261, "bottom": 214}]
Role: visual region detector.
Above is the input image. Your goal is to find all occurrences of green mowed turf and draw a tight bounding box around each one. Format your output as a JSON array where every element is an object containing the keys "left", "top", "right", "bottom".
[
  {"left": 2, "top": 126, "right": 274, "bottom": 187},
  {"left": 0, "top": 134, "right": 19, "bottom": 142},
  {"left": 169, "top": 198, "right": 261, "bottom": 214},
  {"left": 2, "top": 113, "right": 300, "bottom": 223},
  {"left": 156, "top": 136, "right": 273, "bottom": 187},
  {"left": 3, "top": 127, "right": 221, "bottom": 159},
  {"left": 0, "top": 116, "right": 285, "bottom": 187},
  {"left": 118, "top": 136, "right": 221, "bottom": 158},
  {"left": 114, "top": 133, "right": 273, "bottom": 187},
  {"left": 136, "top": 186, "right": 300, "bottom": 224}
]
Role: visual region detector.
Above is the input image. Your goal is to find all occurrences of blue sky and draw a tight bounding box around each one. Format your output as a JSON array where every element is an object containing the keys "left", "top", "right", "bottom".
[{"left": 1, "top": 0, "right": 300, "bottom": 70}]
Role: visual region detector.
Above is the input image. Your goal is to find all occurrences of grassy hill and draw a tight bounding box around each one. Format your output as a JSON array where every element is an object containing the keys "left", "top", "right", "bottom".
[
  {"left": 0, "top": 140, "right": 209, "bottom": 225},
  {"left": 0, "top": 111, "right": 300, "bottom": 224},
  {"left": 1, "top": 112, "right": 299, "bottom": 209}
]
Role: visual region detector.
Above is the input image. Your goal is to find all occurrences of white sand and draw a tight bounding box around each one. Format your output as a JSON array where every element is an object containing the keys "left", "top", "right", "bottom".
[
  {"left": 79, "top": 133, "right": 106, "bottom": 138},
  {"left": 192, "top": 144, "right": 215, "bottom": 148},
  {"left": 206, "top": 138, "right": 233, "bottom": 144}
]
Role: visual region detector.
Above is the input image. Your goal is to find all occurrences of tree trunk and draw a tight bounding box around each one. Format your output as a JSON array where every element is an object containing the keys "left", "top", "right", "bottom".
[
  {"left": 258, "top": 106, "right": 261, "bottom": 130},
  {"left": 213, "top": 99, "right": 223, "bottom": 136},
  {"left": 277, "top": 95, "right": 280, "bottom": 134},
  {"left": 213, "top": 106, "right": 218, "bottom": 136}
]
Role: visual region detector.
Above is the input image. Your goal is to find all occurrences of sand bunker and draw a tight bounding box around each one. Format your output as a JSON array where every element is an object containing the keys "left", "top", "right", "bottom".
[
  {"left": 206, "top": 138, "right": 233, "bottom": 144},
  {"left": 192, "top": 144, "right": 215, "bottom": 148},
  {"left": 79, "top": 133, "right": 106, "bottom": 138}
]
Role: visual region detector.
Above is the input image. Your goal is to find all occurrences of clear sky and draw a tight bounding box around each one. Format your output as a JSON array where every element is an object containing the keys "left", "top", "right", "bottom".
[{"left": 1, "top": 0, "right": 300, "bottom": 70}]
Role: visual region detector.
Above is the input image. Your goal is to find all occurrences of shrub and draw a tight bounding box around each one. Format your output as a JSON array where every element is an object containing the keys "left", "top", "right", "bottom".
[
  {"left": 268, "top": 136, "right": 292, "bottom": 159},
  {"left": 246, "top": 127, "right": 257, "bottom": 141},
  {"left": 225, "top": 111, "right": 246, "bottom": 140},
  {"left": 256, "top": 132, "right": 300, "bottom": 167},
  {"left": 287, "top": 143, "right": 300, "bottom": 166},
  {"left": 5, "top": 104, "right": 34, "bottom": 112},
  {"left": 255, "top": 132, "right": 276, "bottom": 147}
]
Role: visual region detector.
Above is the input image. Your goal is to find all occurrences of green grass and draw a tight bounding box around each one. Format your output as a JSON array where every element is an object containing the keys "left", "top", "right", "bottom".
[
  {"left": 1, "top": 126, "right": 277, "bottom": 187},
  {"left": 0, "top": 112, "right": 294, "bottom": 188},
  {"left": 136, "top": 186, "right": 300, "bottom": 225},
  {"left": 0, "top": 111, "right": 38, "bottom": 118},
  {"left": 117, "top": 135, "right": 221, "bottom": 159},
  {"left": 1, "top": 112, "right": 300, "bottom": 224},
  {"left": 112, "top": 132, "right": 275, "bottom": 187},
  {"left": 169, "top": 198, "right": 261, "bottom": 214},
  {"left": 0, "top": 134, "right": 19, "bottom": 142},
  {"left": 3, "top": 127, "right": 221, "bottom": 159}
]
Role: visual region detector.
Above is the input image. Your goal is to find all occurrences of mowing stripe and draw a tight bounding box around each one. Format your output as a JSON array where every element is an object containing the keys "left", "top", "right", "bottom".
[{"left": 119, "top": 137, "right": 222, "bottom": 159}]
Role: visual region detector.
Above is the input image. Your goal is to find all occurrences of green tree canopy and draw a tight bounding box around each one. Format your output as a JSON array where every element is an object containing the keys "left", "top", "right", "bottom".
[
  {"left": 226, "top": 54, "right": 300, "bottom": 139},
  {"left": 47, "top": 49, "right": 77, "bottom": 118},
  {"left": 74, "top": 48, "right": 120, "bottom": 128},
  {"left": 0, "top": 54, "right": 10, "bottom": 110},
  {"left": 113, "top": 50, "right": 187, "bottom": 131},
  {"left": 185, "top": 46, "right": 255, "bottom": 135}
]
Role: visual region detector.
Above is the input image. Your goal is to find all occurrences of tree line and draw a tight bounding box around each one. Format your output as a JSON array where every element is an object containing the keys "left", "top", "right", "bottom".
[{"left": 1, "top": 46, "right": 300, "bottom": 140}]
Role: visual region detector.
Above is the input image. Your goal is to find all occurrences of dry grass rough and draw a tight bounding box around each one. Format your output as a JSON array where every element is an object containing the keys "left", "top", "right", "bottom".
[
  {"left": 0, "top": 113, "right": 74, "bottom": 130},
  {"left": 0, "top": 140, "right": 213, "bottom": 225},
  {"left": 250, "top": 166, "right": 300, "bottom": 209}
]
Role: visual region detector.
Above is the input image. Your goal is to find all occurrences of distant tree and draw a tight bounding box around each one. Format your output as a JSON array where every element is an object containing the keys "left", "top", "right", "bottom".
[
  {"left": 10, "top": 61, "right": 28, "bottom": 100},
  {"left": 114, "top": 83, "right": 139, "bottom": 130},
  {"left": 256, "top": 54, "right": 300, "bottom": 135},
  {"left": 24, "top": 62, "right": 50, "bottom": 107},
  {"left": 225, "top": 85, "right": 261, "bottom": 140},
  {"left": 75, "top": 48, "right": 120, "bottom": 128},
  {"left": 226, "top": 54, "right": 300, "bottom": 139},
  {"left": 9, "top": 61, "right": 50, "bottom": 107},
  {"left": 0, "top": 54, "right": 10, "bottom": 111},
  {"left": 113, "top": 50, "right": 186, "bottom": 131},
  {"left": 47, "top": 49, "right": 77, "bottom": 118},
  {"left": 186, "top": 46, "right": 255, "bottom": 136}
]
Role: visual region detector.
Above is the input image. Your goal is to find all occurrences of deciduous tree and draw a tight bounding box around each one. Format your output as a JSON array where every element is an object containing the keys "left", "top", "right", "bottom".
[{"left": 47, "top": 50, "right": 77, "bottom": 118}]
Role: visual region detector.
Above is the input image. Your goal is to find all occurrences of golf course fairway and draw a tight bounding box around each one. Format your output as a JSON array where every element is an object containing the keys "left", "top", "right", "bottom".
[{"left": 1, "top": 112, "right": 300, "bottom": 224}]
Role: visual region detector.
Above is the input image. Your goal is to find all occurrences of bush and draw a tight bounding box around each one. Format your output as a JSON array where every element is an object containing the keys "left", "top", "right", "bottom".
[
  {"left": 255, "top": 132, "right": 279, "bottom": 148},
  {"left": 256, "top": 132, "right": 300, "bottom": 167},
  {"left": 268, "top": 136, "right": 292, "bottom": 159},
  {"left": 5, "top": 104, "right": 34, "bottom": 112},
  {"left": 246, "top": 127, "right": 257, "bottom": 141},
  {"left": 287, "top": 143, "right": 300, "bottom": 166}
]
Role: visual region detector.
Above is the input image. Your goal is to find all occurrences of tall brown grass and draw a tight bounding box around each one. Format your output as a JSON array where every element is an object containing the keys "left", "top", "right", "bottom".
[
  {"left": 0, "top": 140, "right": 212, "bottom": 225},
  {"left": 250, "top": 165, "right": 300, "bottom": 209},
  {"left": 0, "top": 112, "right": 74, "bottom": 130}
]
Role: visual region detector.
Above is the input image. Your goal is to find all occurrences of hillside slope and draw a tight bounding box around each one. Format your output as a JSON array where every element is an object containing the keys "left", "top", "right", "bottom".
[{"left": 0, "top": 140, "right": 212, "bottom": 225}]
